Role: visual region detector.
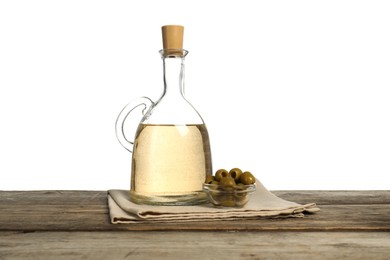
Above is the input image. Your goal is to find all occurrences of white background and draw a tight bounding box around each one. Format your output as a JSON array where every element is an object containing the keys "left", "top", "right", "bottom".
[{"left": 0, "top": 1, "right": 389, "bottom": 190}]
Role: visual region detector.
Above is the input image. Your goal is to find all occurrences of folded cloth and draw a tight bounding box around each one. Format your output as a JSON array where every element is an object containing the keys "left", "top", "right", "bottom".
[{"left": 108, "top": 180, "right": 319, "bottom": 224}]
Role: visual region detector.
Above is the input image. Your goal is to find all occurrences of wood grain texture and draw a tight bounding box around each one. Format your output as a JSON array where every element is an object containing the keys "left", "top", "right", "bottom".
[
  {"left": 0, "top": 190, "right": 389, "bottom": 259},
  {"left": 0, "top": 190, "right": 389, "bottom": 232},
  {"left": 274, "top": 190, "right": 390, "bottom": 205},
  {"left": 0, "top": 231, "right": 389, "bottom": 260}
]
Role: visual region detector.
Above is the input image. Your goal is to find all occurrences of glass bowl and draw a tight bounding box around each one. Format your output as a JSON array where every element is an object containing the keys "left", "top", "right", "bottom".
[{"left": 203, "top": 183, "right": 256, "bottom": 207}]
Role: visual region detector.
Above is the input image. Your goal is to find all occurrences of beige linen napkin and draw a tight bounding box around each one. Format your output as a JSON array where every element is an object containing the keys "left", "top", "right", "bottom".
[{"left": 108, "top": 180, "right": 319, "bottom": 224}]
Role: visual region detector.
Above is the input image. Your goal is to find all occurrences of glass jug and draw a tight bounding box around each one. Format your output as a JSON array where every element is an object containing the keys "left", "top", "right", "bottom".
[{"left": 115, "top": 25, "right": 212, "bottom": 205}]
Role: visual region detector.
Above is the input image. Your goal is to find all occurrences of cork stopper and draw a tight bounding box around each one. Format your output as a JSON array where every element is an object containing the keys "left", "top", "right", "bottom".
[{"left": 161, "top": 25, "right": 184, "bottom": 56}]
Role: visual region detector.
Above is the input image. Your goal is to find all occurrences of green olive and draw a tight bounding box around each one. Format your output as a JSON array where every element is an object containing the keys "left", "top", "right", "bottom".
[
  {"left": 205, "top": 175, "right": 214, "bottom": 184},
  {"left": 219, "top": 177, "right": 236, "bottom": 191},
  {"left": 235, "top": 183, "right": 247, "bottom": 191},
  {"left": 219, "top": 197, "right": 236, "bottom": 207},
  {"left": 229, "top": 168, "right": 243, "bottom": 181},
  {"left": 240, "top": 171, "right": 256, "bottom": 185},
  {"left": 215, "top": 169, "right": 229, "bottom": 181},
  {"left": 234, "top": 183, "right": 247, "bottom": 200}
]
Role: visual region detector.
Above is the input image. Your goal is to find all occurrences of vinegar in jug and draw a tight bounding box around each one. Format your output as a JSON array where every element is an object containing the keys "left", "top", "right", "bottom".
[{"left": 116, "top": 25, "right": 213, "bottom": 205}]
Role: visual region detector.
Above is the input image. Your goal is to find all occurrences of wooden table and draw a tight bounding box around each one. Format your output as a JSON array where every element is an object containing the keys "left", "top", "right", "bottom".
[{"left": 0, "top": 191, "right": 389, "bottom": 259}]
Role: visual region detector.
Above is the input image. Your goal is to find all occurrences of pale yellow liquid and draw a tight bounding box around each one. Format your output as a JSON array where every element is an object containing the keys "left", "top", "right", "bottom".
[{"left": 130, "top": 124, "right": 212, "bottom": 205}]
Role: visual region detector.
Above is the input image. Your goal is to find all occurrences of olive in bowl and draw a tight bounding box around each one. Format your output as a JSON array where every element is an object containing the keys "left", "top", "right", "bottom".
[{"left": 203, "top": 169, "right": 256, "bottom": 207}]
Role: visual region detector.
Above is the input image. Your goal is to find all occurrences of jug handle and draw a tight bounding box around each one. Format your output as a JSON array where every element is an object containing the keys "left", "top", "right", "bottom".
[{"left": 115, "top": 97, "right": 154, "bottom": 153}]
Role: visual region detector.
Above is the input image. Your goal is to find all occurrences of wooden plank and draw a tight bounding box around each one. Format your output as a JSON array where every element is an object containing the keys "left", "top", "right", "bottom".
[
  {"left": 0, "top": 191, "right": 389, "bottom": 231},
  {"left": 0, "top": 231, "right": 389, "bottom": 259},
  {"left": 1, "top": 190, "right": 389, "bottom": 205},
  {"left": 0, "top": 205, "right": 389, "bottom": 231},
  {"left": 274, "top": 190, "right": 390, "bottom": 205},
  {"left": 0, "top": 191, "right": 107, "bottom": 206}
]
